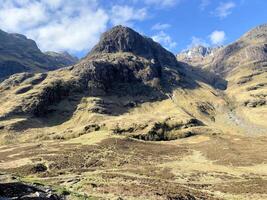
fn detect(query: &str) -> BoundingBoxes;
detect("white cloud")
[214,1,236,18]
[151,23,171,30]
[110,5,147,26]
[187,36,209,49]
[144,0,178,8]
[0,0,108,53]
[0,1,48,32]
[209,30,226,45]
[0,0,148,53]
[200,0,211,10]
[185,30,226,50]
[152,31,177,50]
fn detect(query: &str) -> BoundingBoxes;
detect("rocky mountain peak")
[0,26,183,117]
[177,45,222,65]
[88,25,178,67]
[72,26,182,98]
[183,45,212,58]
[179,45,222,58]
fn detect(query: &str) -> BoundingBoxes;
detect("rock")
[131,118,204,141]
[30,163,47,173]
[0,26,182,118]
[207,24,267,76]
[123,101,137,108]
[89,25,178,68]
[244,99,266,107]
[15,85,33,94]
[0,73,34,89]
[246,83,267,91]
[237,76,252,85]
[0,180,63,200]
[196,102,215,115]
[84,124,101,132]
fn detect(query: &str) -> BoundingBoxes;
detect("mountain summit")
[72,25,181,97]
[1,24,267,200]
[89,25,178,67]
[177,45,222,66]
[0,26,182,118]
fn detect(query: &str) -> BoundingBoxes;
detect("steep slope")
[0,29,78,80]
[178,24,267,133]
[90,25,178,67]
[1,25,267,200]
[0,25,265,139]
[0,25,224,141]
[222,25,267,131]
[203,24,267,76]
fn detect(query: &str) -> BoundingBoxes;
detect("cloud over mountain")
[0,0,148,54]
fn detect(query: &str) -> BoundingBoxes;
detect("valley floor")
[1,130,267,200]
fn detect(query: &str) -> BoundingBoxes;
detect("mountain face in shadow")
[0,29,78,80]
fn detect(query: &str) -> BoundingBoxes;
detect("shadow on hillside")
[178,61,228,90]
[0,182,60,199]
[1,62,228,130]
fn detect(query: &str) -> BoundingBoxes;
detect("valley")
[0,24,266,200]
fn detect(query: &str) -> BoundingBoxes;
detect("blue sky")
[0,0,266,58]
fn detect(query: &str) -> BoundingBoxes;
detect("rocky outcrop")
[244,98,266,107]
[0,26,182,117]
[75,26,182,96]
[89,25,178,67]
[73,54,178,96]
[0,29,78,80]
[0,174,63,200]
[112,117,205,141]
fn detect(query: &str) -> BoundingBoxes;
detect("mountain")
[45,51,79,67]
[0,25,267,200]
[178,24,267,132]
[203,24,267,76]
[89,25,178,67]
[177,45,222,66]
[0,29,78,80]
[0,25,184,118]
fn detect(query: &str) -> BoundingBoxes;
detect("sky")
[0,0,266,58]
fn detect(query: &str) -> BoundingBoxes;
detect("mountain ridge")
[0,29,78,80]
[0,24,267,200]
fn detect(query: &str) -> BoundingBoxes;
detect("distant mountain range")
[0,29,78,80]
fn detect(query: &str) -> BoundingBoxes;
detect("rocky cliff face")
[201,24,267,76]
[89,25,178,67]
[0,29,78,80]
[72,26,182,95]
[1,25,267,200]
[177,45,222,66]
[0,26,182,118]
[177,24,267,129]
